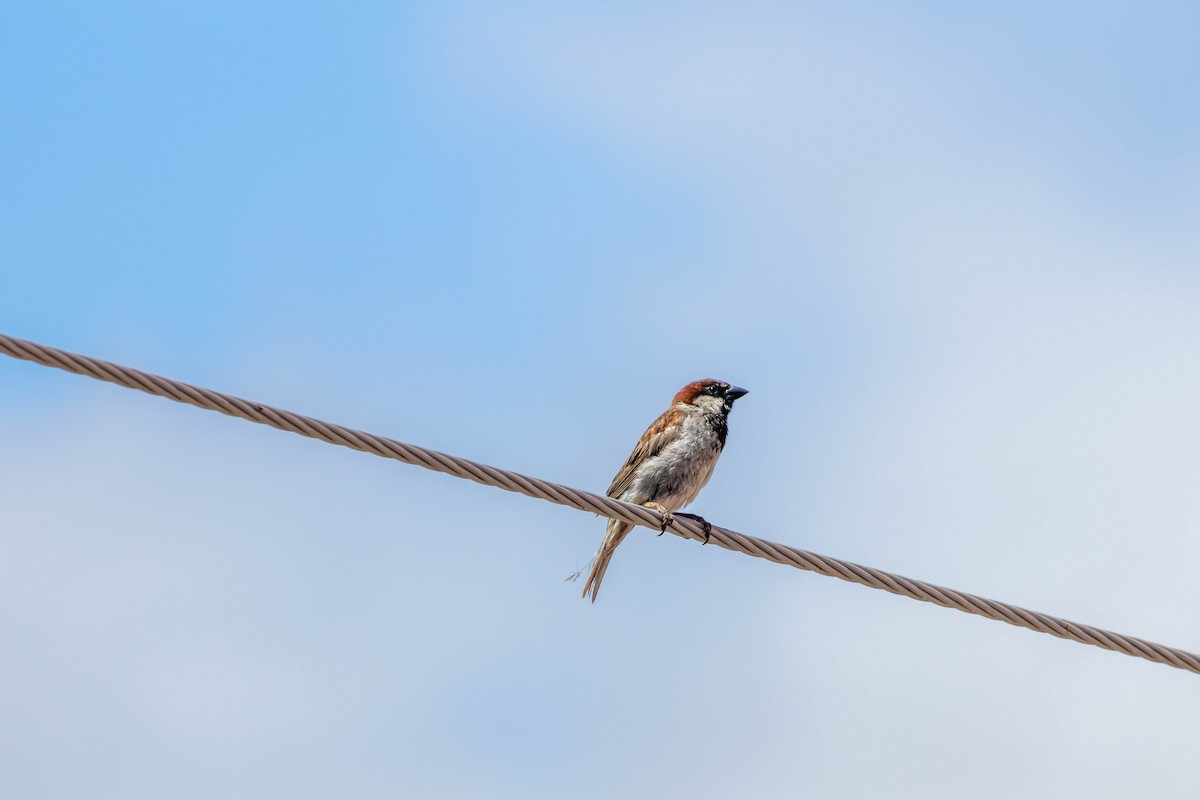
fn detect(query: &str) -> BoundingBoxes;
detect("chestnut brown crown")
[672,379,748,408]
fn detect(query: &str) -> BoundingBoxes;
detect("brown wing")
[606,406,685,499]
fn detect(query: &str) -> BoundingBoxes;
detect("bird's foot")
[675,513,712,544]
[643,502,674,535]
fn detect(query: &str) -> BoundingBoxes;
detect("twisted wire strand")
[2,332,1196,675]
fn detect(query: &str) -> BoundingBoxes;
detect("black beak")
[725,386,749,403]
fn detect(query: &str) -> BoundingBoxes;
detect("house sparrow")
[581,379,748,602]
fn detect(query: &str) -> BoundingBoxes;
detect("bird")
[580,379,748,602]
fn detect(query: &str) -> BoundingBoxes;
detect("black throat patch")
[706,412,729,449]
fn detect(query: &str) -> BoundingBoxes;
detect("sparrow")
[581,379,748,602]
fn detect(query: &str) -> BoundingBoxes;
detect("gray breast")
[626,412,724,511]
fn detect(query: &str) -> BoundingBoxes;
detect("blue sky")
[3,3,1199,798]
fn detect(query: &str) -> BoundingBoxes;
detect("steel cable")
[2,332,1196,675]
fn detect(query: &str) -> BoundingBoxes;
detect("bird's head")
[673,379,749,415]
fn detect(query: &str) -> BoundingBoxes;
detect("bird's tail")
[581,518,633,603]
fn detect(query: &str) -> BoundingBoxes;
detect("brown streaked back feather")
[605,406,687,499]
